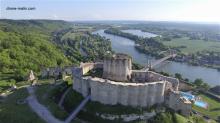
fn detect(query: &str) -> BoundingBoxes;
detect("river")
[122,29,158,38]
[92,29,220,86]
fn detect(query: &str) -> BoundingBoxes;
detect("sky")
[0,0,220,23]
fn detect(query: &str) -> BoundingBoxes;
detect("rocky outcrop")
[96,111,156,122]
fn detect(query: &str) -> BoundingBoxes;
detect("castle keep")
[103,54,132,81]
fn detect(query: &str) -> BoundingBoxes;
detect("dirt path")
[58,87,71,108]
[65,95,91,123]
[26,86,64,123]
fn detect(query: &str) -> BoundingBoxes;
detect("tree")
[194,79,203,86]
[160,72,170,77]
[57,59,63,66]
[175,73,182,80]
[202,83,210,91]
[184,78,189,82]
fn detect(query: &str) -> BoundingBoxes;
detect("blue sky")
[1,0,220,23]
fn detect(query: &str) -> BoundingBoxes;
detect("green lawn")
[0,78,58,123]
[0,88,45,123]
[193,94,220,120]
[162,37,220,54]
[0,74,79,122]
[35,82,69,120]
[35,80,80,123]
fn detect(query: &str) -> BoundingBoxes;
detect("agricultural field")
[61,31,84,41]
[162,37,220,54]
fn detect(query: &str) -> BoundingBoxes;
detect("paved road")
[27,86,64,123]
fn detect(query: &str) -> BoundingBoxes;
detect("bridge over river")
[93,29,220,87]
[142,53,177,71]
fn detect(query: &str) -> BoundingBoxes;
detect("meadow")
[162,37,220,54]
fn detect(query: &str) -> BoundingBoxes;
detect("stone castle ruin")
[72,53,191,116]
[41,66,76,79]
[103,54,132,81]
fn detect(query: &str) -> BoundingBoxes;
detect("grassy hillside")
[0,19,112,93]
[0,20,72,81]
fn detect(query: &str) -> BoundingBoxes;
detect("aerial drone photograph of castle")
[1,0,220,123]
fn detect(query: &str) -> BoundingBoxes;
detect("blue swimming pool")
[180,92,208,109]
[194,100,208,109]
[180,92,195,100]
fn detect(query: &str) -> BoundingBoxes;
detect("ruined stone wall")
[103,56,132,82]
[132,71,179,91]
[41,66,76,78]
[72,59,178,108]
[131,70,148,82]
[73,76,166,107]
[80,63,95,75]
[79,62,103,75]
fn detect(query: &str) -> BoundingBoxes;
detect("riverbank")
[93,29,220,86]
[104,28,220,70]
[104,28,166,58]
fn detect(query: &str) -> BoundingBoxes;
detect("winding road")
[26,85,90,123]
[27,86,63,123]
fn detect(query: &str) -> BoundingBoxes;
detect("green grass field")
[35,83,69,120]
[192,94,220,120]
[61,27,93,41]
[0,77,80,123]
[0,88,45,123]
[61,31,83,40]
[162,37,220,54]
[0,78,57,123]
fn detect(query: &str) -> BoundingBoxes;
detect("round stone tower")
[103,53,132,82]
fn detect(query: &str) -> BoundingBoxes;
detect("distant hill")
[0,19,71,34]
